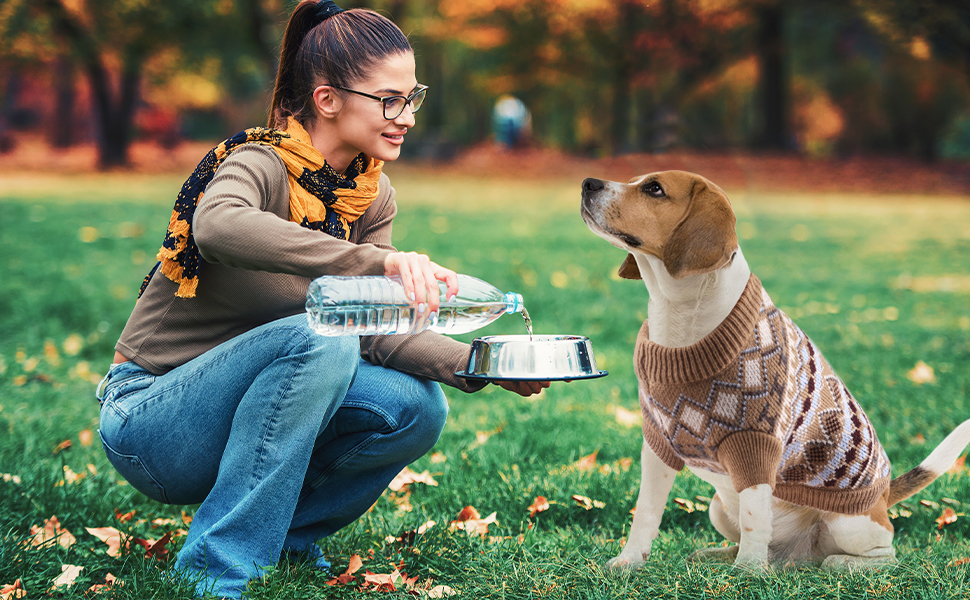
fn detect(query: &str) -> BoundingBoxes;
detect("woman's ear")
[312,85,341,120]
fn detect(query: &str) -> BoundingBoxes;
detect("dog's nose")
[582,178,604,193]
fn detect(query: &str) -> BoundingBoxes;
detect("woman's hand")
[384,251,458,318]
[493,379,551,397]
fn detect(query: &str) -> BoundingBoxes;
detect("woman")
[95,2,547,597]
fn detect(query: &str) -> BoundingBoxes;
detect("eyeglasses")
[329,84,428,120]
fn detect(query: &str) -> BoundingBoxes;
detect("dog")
[580,170,970,570]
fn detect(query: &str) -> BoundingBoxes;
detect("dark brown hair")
[268,1,412,129]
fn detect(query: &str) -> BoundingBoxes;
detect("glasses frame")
[329,84,429,120]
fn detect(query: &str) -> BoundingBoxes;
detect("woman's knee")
[399,378,448,445]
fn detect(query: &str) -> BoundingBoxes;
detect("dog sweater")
[635,274,892,515]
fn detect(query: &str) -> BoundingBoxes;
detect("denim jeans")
[96,314,448,598]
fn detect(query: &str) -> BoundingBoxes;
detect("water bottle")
[306,274,525,336]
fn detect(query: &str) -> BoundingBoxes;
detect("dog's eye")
[642,181,665,198]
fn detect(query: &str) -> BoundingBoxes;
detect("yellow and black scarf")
[140,118,383,298]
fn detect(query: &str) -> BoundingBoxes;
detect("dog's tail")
[888,419,970,506]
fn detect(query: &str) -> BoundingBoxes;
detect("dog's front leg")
[733,484,773,569]
[605,438,677,571]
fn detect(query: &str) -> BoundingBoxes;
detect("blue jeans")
[96,314,448,598]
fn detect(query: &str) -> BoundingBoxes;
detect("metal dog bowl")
[456,335,608,381]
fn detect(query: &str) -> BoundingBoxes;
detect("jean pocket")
[99,429,169,504]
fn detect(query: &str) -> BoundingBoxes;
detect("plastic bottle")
[306,274,524,336]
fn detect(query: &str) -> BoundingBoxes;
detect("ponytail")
[268,1,412,129]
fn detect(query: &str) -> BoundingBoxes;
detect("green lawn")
[1,169,969,599]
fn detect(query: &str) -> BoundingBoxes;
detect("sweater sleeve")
[193,144,391,278]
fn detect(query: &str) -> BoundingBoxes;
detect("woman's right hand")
[384,251,458,318]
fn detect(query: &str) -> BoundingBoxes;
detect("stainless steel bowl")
[458,335,607,381]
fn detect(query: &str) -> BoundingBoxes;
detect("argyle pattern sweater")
[635,275,891,515]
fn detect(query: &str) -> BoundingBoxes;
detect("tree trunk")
[51,57,76,148]
[756,1,789,150]
[609,1,638,154]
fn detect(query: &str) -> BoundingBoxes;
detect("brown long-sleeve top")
[116,144,484,392]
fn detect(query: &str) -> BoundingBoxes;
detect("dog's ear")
[662,180,738,279]
[618,254,641,279]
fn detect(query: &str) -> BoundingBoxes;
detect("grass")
[1,168,969,599]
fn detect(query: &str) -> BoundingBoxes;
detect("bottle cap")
[504,292,524,313]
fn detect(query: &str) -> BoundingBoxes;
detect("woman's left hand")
[492,379,551,397]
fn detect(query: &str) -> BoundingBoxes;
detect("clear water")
[521,307,534,340]
[307,302,512,336]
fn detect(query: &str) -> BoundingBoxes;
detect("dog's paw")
[821,554,898,571]
[604,552,647,572]
[731,554,771,573]
[686,545,738,564]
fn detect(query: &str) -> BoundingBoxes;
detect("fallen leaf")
[28,516,76,549]
[385,520,436,545]
[571,495,606,510]
[528,496,550,517]
[62,465,86,485]
[51,564,83,589]
[86,526,123,557]
[1,473,22,484]
[362,569,402,592]
[937,507,958,530]
[449,506,497,537]
[426,584,458,598]
[388,467,439,492]
[115,509,136,523]
[131,532,172,560]
[907,361,936,385]
[572,451,598,472]
[53,439,72,454]
[0,579,25,600]
[325,553,364,586]
[79,429,93,447]
[430,452,447,464]
[86,573,120,594]
[947,557,970,567]
[674,498,696,513]
[948,455,967,475]
[912,433,926,445]
[613,406,641,428]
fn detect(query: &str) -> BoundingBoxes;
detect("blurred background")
[0,0,969,171]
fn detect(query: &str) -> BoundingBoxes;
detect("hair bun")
[314,0,344,23]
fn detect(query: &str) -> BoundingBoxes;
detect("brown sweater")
[635,275,891,515]
[117,144,484,392]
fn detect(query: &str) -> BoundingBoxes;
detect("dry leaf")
[0,579,25,600]
[115,509,136,523]
[51,564,83,589]
[86,573,120,594]
[385,520,436,545]
[131,532,172,560]
[907,361,936,385]
[947,557,970,567]
[61,465,86,485]
[572,451,598,472]
[528,496,550,517]
[362,570,402,592]
[426,584,458,598]
[1,473,22,485]
[86,526,123,558]
[78,429,93,447]
[449,506,497,537]
[53,439,72,454]
[948,455,967,475]
[613,406,641,428]
[937,507,958,530]
[29,515,76,549]
[571,495,605,510]
[326,553,364,586]
[388,467,439,492]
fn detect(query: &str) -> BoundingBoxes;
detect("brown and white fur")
[580,170,970,570]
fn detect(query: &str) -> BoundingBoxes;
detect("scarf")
[140,118,383,298]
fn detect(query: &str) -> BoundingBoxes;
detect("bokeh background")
[1,0,970,174]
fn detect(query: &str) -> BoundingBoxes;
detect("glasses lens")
[383,96,406,119]
[409,88,427,114]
